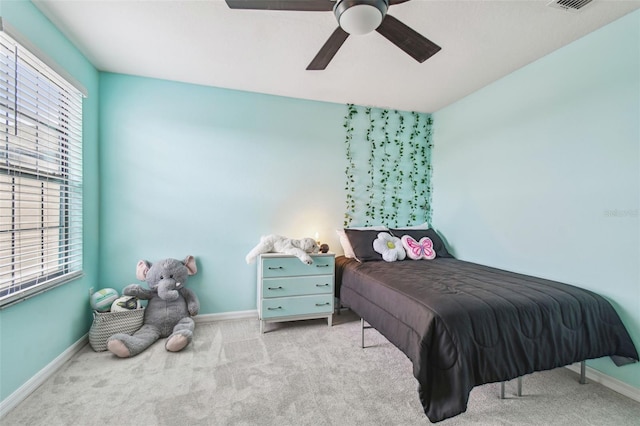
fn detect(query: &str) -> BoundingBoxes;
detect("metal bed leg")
[500,377,523,399]
[500,360,585,401]
[580,360,587,384]
[360,318,373,349]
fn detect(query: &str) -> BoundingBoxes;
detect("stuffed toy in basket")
[106,255,200,358]
[89,308,144,352]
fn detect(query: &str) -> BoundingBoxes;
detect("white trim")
[0,17,88,97]
[565,363,640,403]
[5,313,635,419]
[195,309,258,323]
[0,334,89,419]
[0,310,258,418]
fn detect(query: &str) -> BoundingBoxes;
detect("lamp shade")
[334,0,388,35]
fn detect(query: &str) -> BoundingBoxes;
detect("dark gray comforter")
[337,256,638,423]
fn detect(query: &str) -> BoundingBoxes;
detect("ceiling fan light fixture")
[334,0,389,35]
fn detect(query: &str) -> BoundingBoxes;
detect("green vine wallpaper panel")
[343,104,433,227]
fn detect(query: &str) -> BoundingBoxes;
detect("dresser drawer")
[263,275,333,298]
[257,253,335,333]
[261,294,334,319]
[261,255,335,278]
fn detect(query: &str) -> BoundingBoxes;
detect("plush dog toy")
[107,256,199,358]
[246,235,319,264]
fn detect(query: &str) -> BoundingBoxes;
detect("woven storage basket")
[89,308,145,352]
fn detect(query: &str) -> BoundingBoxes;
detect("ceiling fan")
[224,0,441,70]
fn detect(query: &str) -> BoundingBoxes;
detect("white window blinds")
[0,29,83,307]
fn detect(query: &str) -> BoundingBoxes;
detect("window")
[0,24,83,307]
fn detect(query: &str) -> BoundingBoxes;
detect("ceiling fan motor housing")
[334,0,389,35]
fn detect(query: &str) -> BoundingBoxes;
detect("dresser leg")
[327,315,332,327]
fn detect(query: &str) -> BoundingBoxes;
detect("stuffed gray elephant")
[107,256,200,358]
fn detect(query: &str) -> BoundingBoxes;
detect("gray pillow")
[344,229,385,262]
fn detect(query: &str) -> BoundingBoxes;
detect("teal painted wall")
[2,0,638,409]
[0,0,100,401]
[98,73,346,314]
[432,10,640,387]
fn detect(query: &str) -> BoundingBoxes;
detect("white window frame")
[0,19,85,308]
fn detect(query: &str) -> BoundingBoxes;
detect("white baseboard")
[0,309,258,419]
[195,309,258,323]
[565,363,640,403]
[0,334,89,419]
[4,313,635,419]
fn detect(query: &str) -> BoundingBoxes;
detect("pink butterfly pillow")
[401,235,436,260]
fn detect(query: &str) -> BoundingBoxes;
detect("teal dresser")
[257,253,335,333]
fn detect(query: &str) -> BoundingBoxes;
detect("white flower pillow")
[373,232,406,262]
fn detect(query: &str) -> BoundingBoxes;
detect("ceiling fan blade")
[389,0,412,5]
[225,0,334,11]
[375,14,441,63]
[307,27,349,70]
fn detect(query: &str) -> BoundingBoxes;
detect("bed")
[336,229,639,423]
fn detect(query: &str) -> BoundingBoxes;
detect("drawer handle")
[315,283,329,287]
[267,286,283,290]
[267,306,283,310]
[315,302,330,306]
[316,264,330,268]
[268,266,283,270]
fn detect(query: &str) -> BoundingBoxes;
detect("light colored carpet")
[4,310,640,425]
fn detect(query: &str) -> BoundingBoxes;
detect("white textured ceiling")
[33,0,640,113]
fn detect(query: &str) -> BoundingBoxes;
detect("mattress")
[337,256,639,422]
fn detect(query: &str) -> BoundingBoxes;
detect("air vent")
[547,0,594,12]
